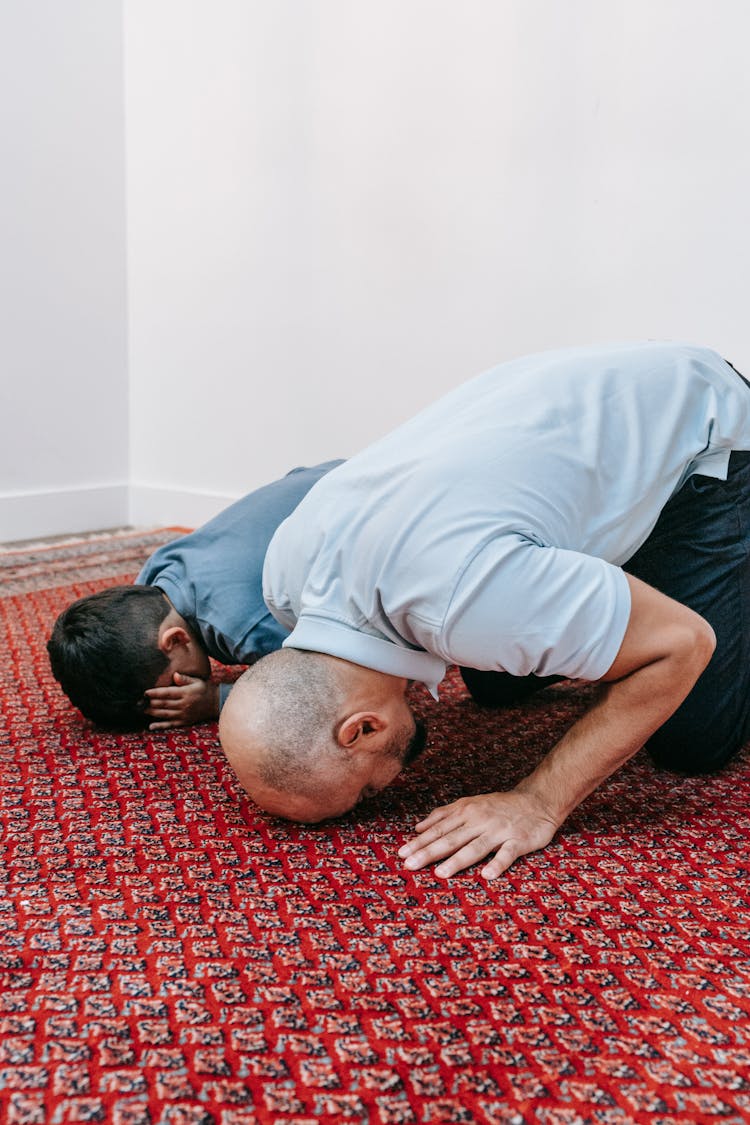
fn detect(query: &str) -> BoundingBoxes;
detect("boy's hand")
[144,673,220,730]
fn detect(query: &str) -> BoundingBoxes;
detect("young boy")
[47,461,343,732]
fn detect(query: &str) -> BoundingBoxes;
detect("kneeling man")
[219,342,750,880]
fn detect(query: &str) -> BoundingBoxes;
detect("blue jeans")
[460,448,750,775]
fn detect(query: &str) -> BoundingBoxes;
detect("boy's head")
[47,586,208,731]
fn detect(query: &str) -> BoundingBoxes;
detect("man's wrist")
[514,773,569,827]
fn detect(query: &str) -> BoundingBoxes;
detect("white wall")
[4,3,750,537]
[0,1,129,541]
[124,0,750,527]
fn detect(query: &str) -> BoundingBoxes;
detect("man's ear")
[157,624,192,656]
[337,712,387,751]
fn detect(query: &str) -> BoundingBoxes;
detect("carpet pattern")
[1,531,750,1123]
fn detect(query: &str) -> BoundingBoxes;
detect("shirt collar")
[282,615,445,700]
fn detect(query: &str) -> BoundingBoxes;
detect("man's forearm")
[517,624,715,826]
[400,575,716,879]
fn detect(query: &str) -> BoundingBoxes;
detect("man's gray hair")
[230,648,347,795]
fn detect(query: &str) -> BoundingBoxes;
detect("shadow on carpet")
[1,530,750,1124]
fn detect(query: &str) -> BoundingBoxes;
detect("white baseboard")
[0,485,130,543]
[0,484,241,544]
[129,484,239,530]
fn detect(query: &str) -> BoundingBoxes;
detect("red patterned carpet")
[2,531,750,1124]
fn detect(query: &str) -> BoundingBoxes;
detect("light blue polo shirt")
[262,343,750,696]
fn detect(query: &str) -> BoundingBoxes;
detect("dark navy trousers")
[460,447,750,775]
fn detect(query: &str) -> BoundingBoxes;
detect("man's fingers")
[399,802,463,854]
[433,834,501,879]
[480,840,521,881]
[412,803,458,833]
[401,823,479,871]
[398,813,462,861]
[403,829,523,879]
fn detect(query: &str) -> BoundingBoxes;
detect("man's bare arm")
[398,573,716,879]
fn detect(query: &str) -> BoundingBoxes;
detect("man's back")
[263,343,750,685]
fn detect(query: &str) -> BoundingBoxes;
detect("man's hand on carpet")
[144,674,220,730]
[398,790,560,880]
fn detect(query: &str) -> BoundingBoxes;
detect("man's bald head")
[219,649,347,805]
[219,649,424,822]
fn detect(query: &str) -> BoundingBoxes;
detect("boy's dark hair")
[47,585,172,731]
